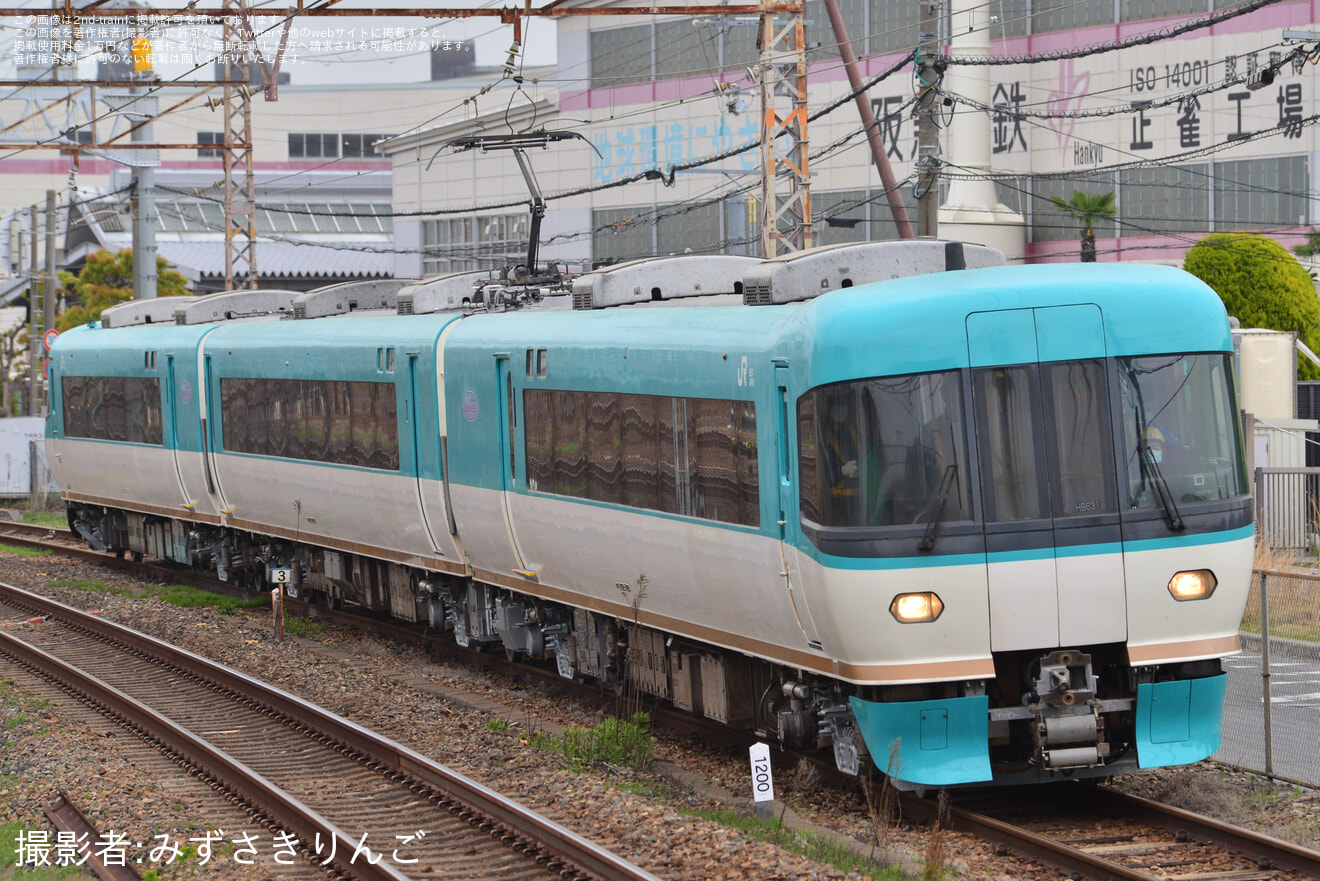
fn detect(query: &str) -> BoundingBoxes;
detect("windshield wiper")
[1140,444,1185,531]
[919,464,958,551]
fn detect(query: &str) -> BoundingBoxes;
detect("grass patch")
[0,821,85,880]
[149,584,266,612]
[19,510,65,528]
[683,807,905,880]
[0,544,51,557]
[284,617,327,639]
[486,717,510,733]
[46,579,268,613]
[534,713,655,769]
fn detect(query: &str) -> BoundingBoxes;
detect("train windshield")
[797,370,970,528]
[1118,353,1247,508]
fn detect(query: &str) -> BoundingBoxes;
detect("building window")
[589,24,652,89]
[288,133,340,159]
[1032,0,1113,33]
[341,133,394,159]
[197,131,224,159]
[1121,0,1206,22]
[1214,156,1309,231]
[421,214,527,276]
[813,189,871,247]
[1119,164,1210,236]
[592,206,656,265]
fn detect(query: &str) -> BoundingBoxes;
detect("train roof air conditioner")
[397,270,498,315]
[173,290,303,325]
[293,279,407,319]
[100,297,200,328]
[741,240,1005,305]
[572,255,761,310]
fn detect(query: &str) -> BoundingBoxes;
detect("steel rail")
[1088,785,1320,877]
[42,792,142,881]
[0,625,413,881]
[899,793,1159,881]
[0,583,662,881]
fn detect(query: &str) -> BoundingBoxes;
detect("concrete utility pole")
[915,0,944,238]
[130,76,158,300]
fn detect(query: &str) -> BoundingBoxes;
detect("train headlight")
[889,592,944,623]
[1168,569,1217,601]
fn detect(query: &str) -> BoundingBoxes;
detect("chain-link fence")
[1214,568,1320,786]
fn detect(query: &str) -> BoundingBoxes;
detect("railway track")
[900,782,1320,881]
[9,528,1320,881]
[0,580,661,881]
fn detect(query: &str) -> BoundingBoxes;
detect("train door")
[494,354,533,573]
[431,321,465,561]
[406,353,444,554]
[199,352,232,515]
[164,355,191,504]
[968,306,1126,653]
[775,362,823,649]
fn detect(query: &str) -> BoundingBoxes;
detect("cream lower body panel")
[1123,533,1254,664]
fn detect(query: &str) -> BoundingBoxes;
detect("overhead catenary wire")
[7,0,1315,274]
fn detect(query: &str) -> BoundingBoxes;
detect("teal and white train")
[46,241,1252,788]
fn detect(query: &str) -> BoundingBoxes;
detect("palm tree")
[1049,191,1117,263]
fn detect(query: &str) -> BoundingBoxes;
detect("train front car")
[787,263,1252,788]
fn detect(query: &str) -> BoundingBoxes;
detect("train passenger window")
[798,371,968,529]
[1118,353,1246,507]
[523,388,758,526]
[526,349,534,378]
[61,376,163,446]
[537,349,548,378]
[219,378,400,471]
[973,366,1047,522]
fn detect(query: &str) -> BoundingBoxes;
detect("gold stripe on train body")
[1127,634,1241,665]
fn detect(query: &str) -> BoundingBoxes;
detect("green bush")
[1183,233,1320,378]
